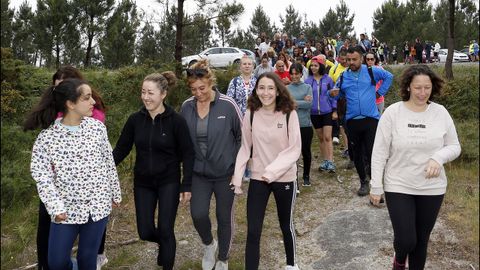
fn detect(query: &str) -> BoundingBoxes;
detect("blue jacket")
[331,65,393,121]
[305,74,337,115]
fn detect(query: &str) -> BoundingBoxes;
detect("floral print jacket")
[30,117,122,224]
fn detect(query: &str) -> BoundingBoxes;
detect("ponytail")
[23,86,58,131]
[23,79,86,131]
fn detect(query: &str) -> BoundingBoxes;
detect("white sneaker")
[96,254,108,270]
[202,239,217,270]
[333,137,340,145]
[215,260,228,270]
[285,264,299,270]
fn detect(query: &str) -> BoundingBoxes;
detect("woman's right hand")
[54,212,67,222]
[369,194,382,206]
[329,88,340,97]
[230,183,243,195]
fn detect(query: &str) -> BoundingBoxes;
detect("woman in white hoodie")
[369,65,461,270]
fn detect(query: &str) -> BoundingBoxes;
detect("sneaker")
[333,137,340,145]
[302,176,311,187]
[357,181,370,196]
[215,260,228,270]
[96,254,108,270]
[202,239,217,270]
[285,264,300,270]
[326,160,336,173]
[392,255,406,270]
[319,160,328,171]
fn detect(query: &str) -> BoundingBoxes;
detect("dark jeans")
[300,127,313,178]
[385,192,444,269]
[346,117,378,182]
[48,216,108,270]
[245,180,297,269]
[37,202,107,270]
[134,182,180,270]
[190,176,234,261]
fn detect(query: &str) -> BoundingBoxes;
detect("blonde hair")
[187,59,216,86]
[144,71,177,93]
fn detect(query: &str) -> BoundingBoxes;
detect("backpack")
[249,110,291,157]
[337,66,376,90]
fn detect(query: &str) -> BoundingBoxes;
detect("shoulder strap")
[367,66,376,85]
[338,72,344,90]
[286,111,291,138]
[250,110,254,158]
[233,76,239,99]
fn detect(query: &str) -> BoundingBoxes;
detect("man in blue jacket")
[329,46,393,196]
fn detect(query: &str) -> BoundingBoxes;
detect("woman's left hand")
[112,201,120,208]
[425,159,441,179]
[180,192,192,204]
[332,111,338,120]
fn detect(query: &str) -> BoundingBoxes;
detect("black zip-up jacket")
[180,89,242,180]
[113,104,194,192]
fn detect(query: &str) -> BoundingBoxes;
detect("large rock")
[312,207,393,270]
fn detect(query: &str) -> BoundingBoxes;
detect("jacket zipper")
[149,117,155,175]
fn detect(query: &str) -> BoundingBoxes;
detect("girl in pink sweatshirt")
[231,72,302,270]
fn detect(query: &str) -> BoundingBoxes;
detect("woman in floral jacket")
[24,78,121,270]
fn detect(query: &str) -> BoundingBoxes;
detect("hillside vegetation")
[1,49,478,268]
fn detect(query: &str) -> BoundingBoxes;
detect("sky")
[9,0,443,37]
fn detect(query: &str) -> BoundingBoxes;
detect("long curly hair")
[247,72,296,114]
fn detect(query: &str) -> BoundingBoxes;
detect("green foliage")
[11,2,35,64]
[248,5,273,38]
[1,0,14,47]
[279,4,303,38]
[99,0,139,69]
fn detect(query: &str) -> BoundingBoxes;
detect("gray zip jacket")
[180,89,242,180]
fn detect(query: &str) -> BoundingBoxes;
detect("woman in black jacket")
[113,72,194,270]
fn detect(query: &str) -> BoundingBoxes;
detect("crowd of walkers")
[25,30,461,270]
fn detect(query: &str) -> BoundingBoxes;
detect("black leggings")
[37,202,107,270]
[246,180,297,269]
[346,118,378,182]
[385,192,444,269]
[300,127,313,178]
[134,182,180,270]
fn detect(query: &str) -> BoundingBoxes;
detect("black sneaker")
[357,182,370,196]
[302,176,311,187]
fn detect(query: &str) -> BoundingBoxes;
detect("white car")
[181,47,245,68]
[438,49,470,62]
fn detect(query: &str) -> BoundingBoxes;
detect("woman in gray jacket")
[180,59,242,270]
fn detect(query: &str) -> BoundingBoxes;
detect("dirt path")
[101,151,478,270]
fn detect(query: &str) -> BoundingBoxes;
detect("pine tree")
[248,5,273,39]
[1,0,14,48]
[99,0,139,69]
[279,4,302,38]
[11,2,35,64]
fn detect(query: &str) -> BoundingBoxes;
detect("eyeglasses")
[186,68,208,78]
[366,58,375,61]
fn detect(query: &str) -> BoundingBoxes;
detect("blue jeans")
[48,216,108,270]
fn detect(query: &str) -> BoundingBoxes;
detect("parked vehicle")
[241,49,257,67]
[181,47,245,68]
[438,49,470,62]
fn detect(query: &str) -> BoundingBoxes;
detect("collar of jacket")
[139,102,174,121]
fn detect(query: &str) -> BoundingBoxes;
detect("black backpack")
[337,66,376,90]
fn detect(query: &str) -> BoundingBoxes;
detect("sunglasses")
[186,68,208,77]
[366,58,375,61]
